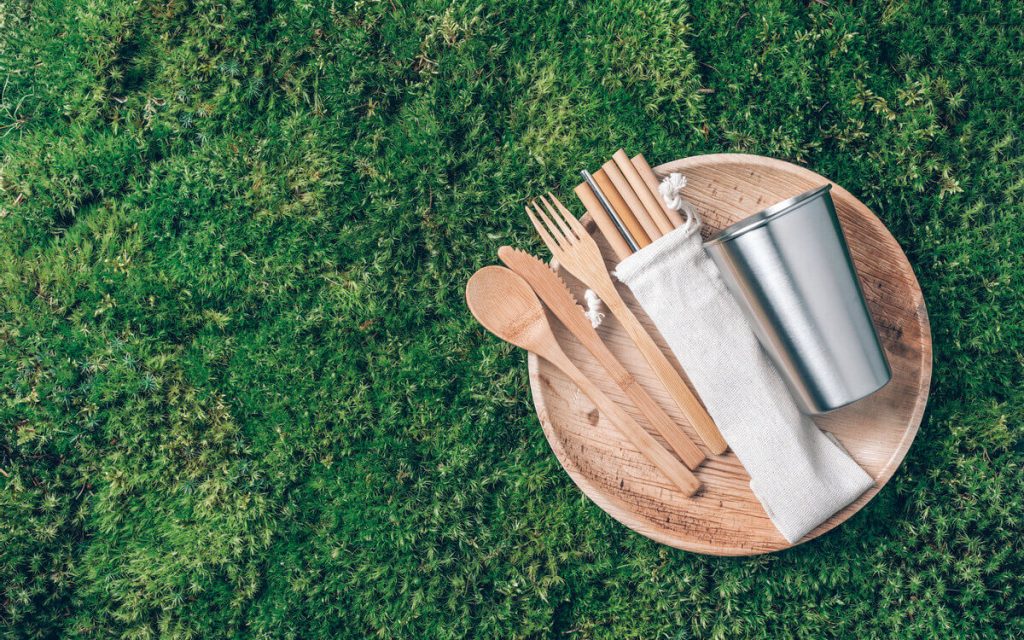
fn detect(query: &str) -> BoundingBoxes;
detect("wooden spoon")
[465,266,701,497]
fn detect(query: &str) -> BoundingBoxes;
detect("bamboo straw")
[601,159,662,241]
[631,153,686,228]
[614,150,674,235]
[594,168,651,248]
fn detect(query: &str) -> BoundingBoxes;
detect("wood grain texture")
[528,154,932,555]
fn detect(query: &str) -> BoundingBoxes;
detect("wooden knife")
[498,246,706,469]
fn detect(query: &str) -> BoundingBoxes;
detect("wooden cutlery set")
[466,150,728,497]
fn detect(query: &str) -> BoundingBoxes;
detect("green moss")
[1,0,1022,637]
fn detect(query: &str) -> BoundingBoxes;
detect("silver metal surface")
[580,170,640,252]
[704,184,891,414]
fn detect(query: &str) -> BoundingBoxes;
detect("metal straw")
[580,170,640,252]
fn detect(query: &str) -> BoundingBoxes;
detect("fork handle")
[543,347,701,496]
[594,279,730,455]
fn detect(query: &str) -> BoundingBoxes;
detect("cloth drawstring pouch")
[612,174,874,543]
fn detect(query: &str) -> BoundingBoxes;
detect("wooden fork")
[525,194,729,454]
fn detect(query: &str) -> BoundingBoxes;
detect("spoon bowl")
[465,265,555,355]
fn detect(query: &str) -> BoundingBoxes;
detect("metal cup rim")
[704,183,833,246]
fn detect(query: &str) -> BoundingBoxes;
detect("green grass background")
[1,0,1022,637]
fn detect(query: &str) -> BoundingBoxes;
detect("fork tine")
[538,194,576,242]
[525,204,563,254]
[531,198,570,248]
[547,193,588,237]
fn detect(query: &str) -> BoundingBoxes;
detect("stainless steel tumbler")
[704,184,891,414]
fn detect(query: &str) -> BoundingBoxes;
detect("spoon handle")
[542,347,701,497]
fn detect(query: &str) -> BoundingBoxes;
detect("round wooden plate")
[527,154,932,555]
